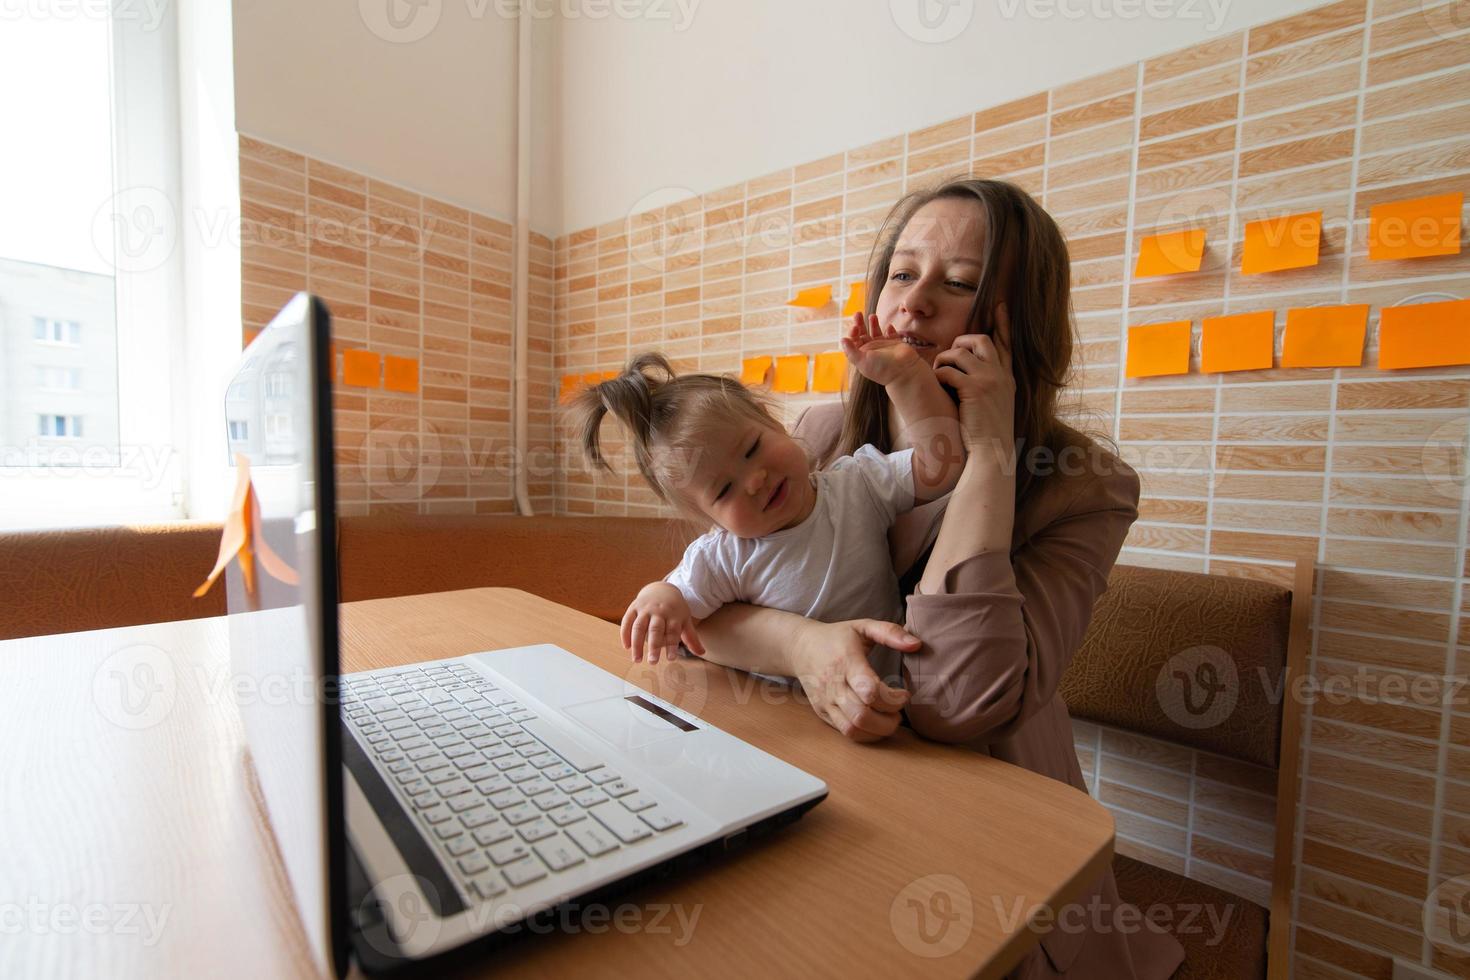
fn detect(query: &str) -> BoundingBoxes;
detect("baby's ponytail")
[572,352,677,474]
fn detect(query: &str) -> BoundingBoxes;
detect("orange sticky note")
[1201,311,1275,373]
[600,371,619,381]
[773,354,808,393]
[1281,305,1368,368]
[1241,211,1321,275]
[1369,192,1462,261]
[580,372,603,389]
[787,285,833,309]
[1135,228,1206,277]
[1125,321,1192,378]
[812,352,848,393]
[1378,299,1470,370]
[842,282,866,317]
[383,356,419,393]
[740,356,773,386]
[194,454,299,599]
[342,349,382,388]
[559,375,580,403]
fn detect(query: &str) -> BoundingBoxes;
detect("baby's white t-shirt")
[666,445,916,627]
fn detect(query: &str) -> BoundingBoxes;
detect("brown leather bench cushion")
[336,515,696,624]
[1113,853,1267,980]
[0,522,228,641]
[0,516,698,642]
[1060,565,1293,770]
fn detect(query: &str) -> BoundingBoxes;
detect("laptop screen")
[222,293,348,978]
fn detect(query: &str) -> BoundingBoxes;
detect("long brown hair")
[839,176,1080,505]
[570,352,783,517]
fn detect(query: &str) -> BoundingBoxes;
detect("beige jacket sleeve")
[901,463,1140,744]
[791,402,1142,746]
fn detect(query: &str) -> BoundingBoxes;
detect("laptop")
[222,293,828,976]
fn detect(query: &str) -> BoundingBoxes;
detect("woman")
[696,177,1185,979]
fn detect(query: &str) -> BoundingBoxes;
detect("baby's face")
[684,420,815,538]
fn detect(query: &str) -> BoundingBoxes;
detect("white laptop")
[223,294,827,975]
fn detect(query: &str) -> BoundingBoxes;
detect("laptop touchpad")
[563,695,690,750]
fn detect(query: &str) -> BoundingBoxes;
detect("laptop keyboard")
[343,661,685,907]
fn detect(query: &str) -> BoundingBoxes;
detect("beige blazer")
[794,404,1184,980]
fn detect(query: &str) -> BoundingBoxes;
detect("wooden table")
[0,588,1114,979]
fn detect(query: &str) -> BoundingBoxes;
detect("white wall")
[551,0,1331,235]
[232,0,559,226]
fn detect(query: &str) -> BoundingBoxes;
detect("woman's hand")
[933,304,1015,456]
[790,618,921,742]
[841,312,924,387]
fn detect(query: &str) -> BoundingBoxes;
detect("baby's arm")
[621,582,706,665]
[842,313,966,503]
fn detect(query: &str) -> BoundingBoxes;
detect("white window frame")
[1,8,185,529]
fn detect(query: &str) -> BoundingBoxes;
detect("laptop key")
[422,805,452,825]
[572,790,606,808]
[640,809,683,832]
[488,840,529,866]
[534,791,569,812]
[519,777,554,797]
[601,780,636,798]
[587,769,619,786]
[541,764,575,782]
[453,755,485,771]
[506,768,538,784]
[589,801,653,843]
[505,733,535,748]
[463,810,501,831]
[448,795,483,813]
[502,857,546,888]
[470,873,507,901]
[533,836,585,872]
[444,743,476,759]
[548,805,586,827]
[473,825,513,846]
[487,789,521,810]
[556,775,591,795]
[458,854,491,877]
[566,822,619,857]
[446,836,476,857]
[503,804,539,826]
[517,818,557,843]
[493,756,526,773]
[437,780,472,799]
[425,768,458,785]
[620,793,656,813]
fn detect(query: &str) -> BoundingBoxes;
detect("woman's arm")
[697,602,919,742]
[902,461,1140,744]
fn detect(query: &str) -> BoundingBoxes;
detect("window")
[37,415,84,438]
[32,318,80,345]
[36,366,82,391]
[228,420,249,441]
[0,8,183,528]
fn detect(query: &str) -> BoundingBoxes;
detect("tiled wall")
[549,1,1470,976]
[238,136,557,516]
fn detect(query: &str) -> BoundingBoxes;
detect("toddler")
[570,314,966,665]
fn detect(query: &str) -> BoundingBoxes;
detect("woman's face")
[873,197,987,366]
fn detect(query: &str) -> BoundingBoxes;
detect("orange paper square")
[1241,211,1321,275]
[1369,192,1463,261]
[772,355,808,393]
[842,282,866,317]
[342,349,381,388]
[1135,228,1206,277]
[1201,311,1274,373]
[787,285,833,309]
[1378,299,1470,370]
[1125,321,1191,379]
[384,356,419,393]
[600,371,619,381]
[1281,305,1368,368]
[559,375,580,403]
[812,352,848,393]
[740,356,773,386]
[581,372,603,388]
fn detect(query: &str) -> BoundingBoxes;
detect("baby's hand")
[620,582,706,665]
[841,312,923,387]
